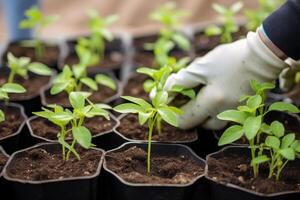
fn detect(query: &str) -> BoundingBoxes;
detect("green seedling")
[7,52,53,84]
[19,6,59,59]
[50,65,116,96]
[0,83,26,122]
[114,91,183,174]
[245,0,284,31]
[75,10,118,66]
[205,2,243,43]
[33,91,111,160]
[217,80,300,179]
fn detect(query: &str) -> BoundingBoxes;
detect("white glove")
[279,59,300,91]
[165,31,289,130]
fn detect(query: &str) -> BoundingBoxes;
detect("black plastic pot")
[0,146,10,198]
[112,114,199,152]
[206,146,300,200]
[3,142,105,200]
[0,103,27,154]
[103,142,209,200]
[26,113,120,151]
[0,39,65,71]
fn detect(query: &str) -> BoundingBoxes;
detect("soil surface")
[0,71,50,101]
[30,116,116,141]
[123,73,149,100]
[2,43,60,68]
[44,85,117,107]
[207,148,300,194]
[133,34,158,50]
[6,146,102,181]
[106,146,204,184]
[194,27,248,56]
[0,105,24,139]
[117,114,197,142]
[0,151,8,173]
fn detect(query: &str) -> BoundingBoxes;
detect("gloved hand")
[164,31,289,130]
[279,59,300,91]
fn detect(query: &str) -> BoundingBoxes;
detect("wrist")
[258,26,288,61]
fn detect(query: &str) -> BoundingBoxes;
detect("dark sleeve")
[263,0,300,60]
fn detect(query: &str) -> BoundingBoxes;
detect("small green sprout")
[205,2,243,43]
[114,92,183,174]
[0,83,26,122]
[33,91,111,160]
[19,6,59,59]
[75,10,118,66]
[245,0,284,31]
[50,65,116,96]
[217,80,300,180]
[7,52,53,84]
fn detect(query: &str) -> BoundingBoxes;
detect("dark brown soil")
[0,151,8,173]
[123,73,149,100]
[44,85,117,107]
[207,148,300,194]
[287,84,300,107]
[2,42,60,68]
[194,26,248,56]
[30,116,116,141]
[133,34,158,50]
[6,146,102,181]
[0,70,50,101]
[106,146,204,184]
[117,114,197,142]
[0,105,24,139]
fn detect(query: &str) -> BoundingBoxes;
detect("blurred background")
[0,0,257,42]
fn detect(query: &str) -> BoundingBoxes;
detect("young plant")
[205,2,243,43]
[50,65,116,96]
[0,83,26,122]
[114,91,183,174]
[217,80,300,179]
[75,10,118,66]
[7,53,53,84]
[19,6,59,59]
[245,0,284,31]
[33,91,111,160]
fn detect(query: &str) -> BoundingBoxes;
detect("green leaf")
[138,112,152,125]
[73,126,92,149]
[121,96,152,110]
[268,102,300,113]
[217,110,249,124]
[95,74,117,90]
[265,136,280,149]
[212,3,226,14]
[218,125,244,146]
[28,62,52,76]
[279,148,295,160]
[231,2,243,13]
[0,110,4,122]
[246,95,262,109]
[251,155,270,166]
[153,91,168,107]
[281,133,295,149]
[113,103,144,113]
[157,107,178,127]
[270,121,285,138]
[1,83,26,93]
[69,92,89,109]
[143,80,155,93]
[291,140,300,153]
[205,25,222,36]
[172,33,190,51]
[50,81,70,95]
[80,77,98,91]
[137,67,156,78]
[243,116,262,140]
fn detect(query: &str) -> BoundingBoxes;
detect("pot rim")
[26,112,120,143]
[0,102,27,141]
[103,141,206,187]
[0,146,9,177]
[113,113,199,144]
[3,142,105,184]
[205,145,300,197]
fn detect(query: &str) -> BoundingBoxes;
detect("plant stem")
[249,139,258,177]
[8,71,15,84]
[147,117,155,174]
[66,139,76,161]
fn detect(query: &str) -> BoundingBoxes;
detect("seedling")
[205,2,243,43]
[245,0,284,31]
[19,6,59,59]
[33,91,111,160]
[7,52,53,84]
[0,83,26,122]
[217,80,300,180]
[75,10,118,66]
[50,65,116,96]
[114,92,183,174]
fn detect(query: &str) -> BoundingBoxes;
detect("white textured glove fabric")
[165,31,289,130]
[279,59,300,91]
